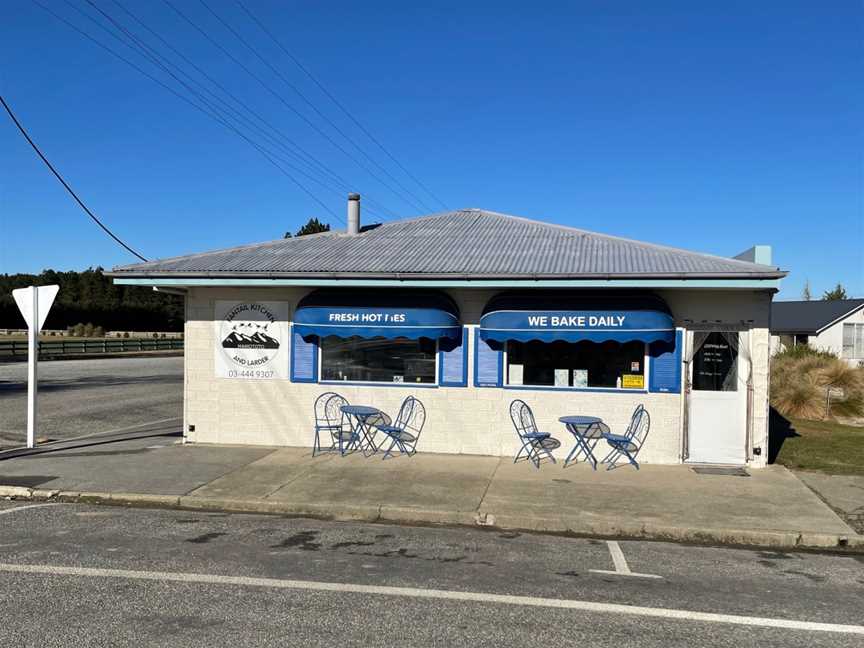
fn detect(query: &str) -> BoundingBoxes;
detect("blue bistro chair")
[600,404,651,470]
[312,392,354,456]
[509,400,561,469]
[377,396,426,460]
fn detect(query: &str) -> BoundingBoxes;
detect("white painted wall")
[182,287,773,467]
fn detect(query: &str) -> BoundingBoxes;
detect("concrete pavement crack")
[476,458,502,515]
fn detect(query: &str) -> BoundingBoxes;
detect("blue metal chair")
[600,404,650,470]
[312,392,354,456]
[509,400,561,469]
[377,396,425,460]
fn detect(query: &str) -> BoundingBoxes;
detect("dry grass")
[770,348,864,420]
[774,418,864,475]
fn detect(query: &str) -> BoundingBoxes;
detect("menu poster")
[554,369,569,387]
[509,363,524,386]
[573,369,588,388]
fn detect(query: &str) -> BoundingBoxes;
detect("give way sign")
[13,284,59,331]
[11,284,59,449]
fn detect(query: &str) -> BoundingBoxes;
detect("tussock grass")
[770,346,864,420]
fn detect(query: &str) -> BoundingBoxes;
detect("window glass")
[320,336,436,384]
[843,324,864,359]
[692,332,738,391]
[505,340,645,389]
[842,324,855,359]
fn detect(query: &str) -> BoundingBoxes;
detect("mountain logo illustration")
[221,323,280,349]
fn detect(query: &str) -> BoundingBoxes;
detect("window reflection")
[320,336,437,384]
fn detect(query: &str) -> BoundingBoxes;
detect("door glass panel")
[692,332,737,392]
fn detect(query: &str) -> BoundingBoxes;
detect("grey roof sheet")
[109,209,785,279]
[771,299,864,334]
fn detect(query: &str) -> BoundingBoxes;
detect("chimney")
[347,193,360,235]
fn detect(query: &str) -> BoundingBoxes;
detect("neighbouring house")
[107,195,787,467]
[771,299,864,365]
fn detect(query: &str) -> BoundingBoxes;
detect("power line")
[0,94,149,262]
[200,0,434,214]
[76,0,350,222]
[235,0,449,211]
[192,0,431,214]
[36,0,344,224]
[103,0,397,221]
[163,0,405,221]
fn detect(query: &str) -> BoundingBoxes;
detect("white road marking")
[0,504,55,517]
[589,541,662,579]
[0,562,861,635]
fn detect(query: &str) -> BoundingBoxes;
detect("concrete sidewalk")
[0,434,860,550]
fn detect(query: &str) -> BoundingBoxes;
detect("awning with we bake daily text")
[293,290,461,341]
[479,293,675,345]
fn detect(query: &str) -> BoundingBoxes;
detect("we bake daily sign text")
[527,314,627,328]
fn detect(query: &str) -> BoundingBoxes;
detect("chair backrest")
[323,393,349,429]
[509,400,539,439]
[628,406,651,449]
[623,404,645,439]
[394,396,426,439]
[314,392,342,426]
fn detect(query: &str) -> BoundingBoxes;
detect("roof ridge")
[774,298,864,304]
[473,209,780,271]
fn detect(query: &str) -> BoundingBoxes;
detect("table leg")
[564,424,598,470]
[362,419,380,457]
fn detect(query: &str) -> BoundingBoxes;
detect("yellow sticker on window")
[622,374,644,389]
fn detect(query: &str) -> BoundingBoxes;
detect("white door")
[687,331,747,465]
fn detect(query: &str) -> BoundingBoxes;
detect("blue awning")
[480,293,675,345]
[294,290,461,341]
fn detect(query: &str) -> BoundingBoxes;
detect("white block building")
[770,299,864,365]
[109,199,787,467]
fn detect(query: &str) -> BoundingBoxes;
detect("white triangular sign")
[12,285,59,331]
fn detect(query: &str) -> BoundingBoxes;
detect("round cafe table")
[340,405,390,456]
[558,415,605,470]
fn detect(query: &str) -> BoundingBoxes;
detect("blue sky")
[1,1,861,299]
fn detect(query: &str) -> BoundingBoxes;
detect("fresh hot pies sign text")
[328,312,407,324]
[526,314,627,328]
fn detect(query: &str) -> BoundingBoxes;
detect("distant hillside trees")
[0,268,183,332]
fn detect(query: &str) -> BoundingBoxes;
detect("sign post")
[12,285,59,448]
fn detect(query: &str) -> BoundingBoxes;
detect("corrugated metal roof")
[109,209,785,279]
[771,299,864,334]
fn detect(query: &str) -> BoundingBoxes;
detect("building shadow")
[768,407,799,464]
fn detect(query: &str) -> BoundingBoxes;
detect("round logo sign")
[218,302,283,375]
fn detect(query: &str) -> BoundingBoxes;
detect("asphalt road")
[0,502,861,647]
[0,356,182,449]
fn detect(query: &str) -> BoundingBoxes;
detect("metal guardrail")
[0,338,184,357]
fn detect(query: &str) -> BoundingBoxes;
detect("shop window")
[692,332,738,391]
[842,323,864,359]
[320,336,437,384]
[505,340,646,389]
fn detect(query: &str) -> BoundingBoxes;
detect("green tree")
[285,218,330,238]
[822,283,848,300]
[0,268,183,332]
